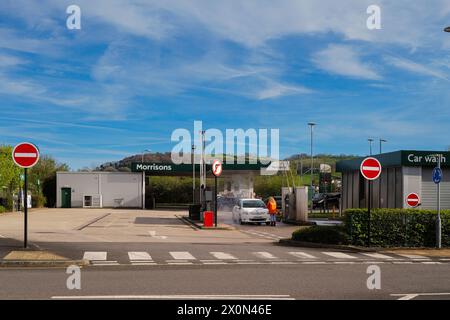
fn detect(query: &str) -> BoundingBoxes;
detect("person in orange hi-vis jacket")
[267,196,278,226]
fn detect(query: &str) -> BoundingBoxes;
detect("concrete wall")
[56,172,143,208]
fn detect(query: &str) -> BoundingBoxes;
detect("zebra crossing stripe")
[169,252,196,260]
[253,252,278,259]
[83,251,107,261]
[361,253,399,260]
[210,252,237,260]
[322,252,357,259]
[128,252,152,261]
[397,254,430,260]
[288,252,317,259]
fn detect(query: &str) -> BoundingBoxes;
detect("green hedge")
[0,206,6,213]
[292,226,349,245]
[345,209,450,247]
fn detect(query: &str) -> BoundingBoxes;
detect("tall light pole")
[192,144,196,204]
[308,122,316,214]
[379,139,387,154]
[141,149,151,210]
[368,138,374,156]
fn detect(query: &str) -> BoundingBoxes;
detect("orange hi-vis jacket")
[267,199,277,215]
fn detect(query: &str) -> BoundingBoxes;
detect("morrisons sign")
[130,162,281,175]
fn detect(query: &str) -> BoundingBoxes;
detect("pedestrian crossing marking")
[128,252,152,261]
[397,254,430,260]
[253,252,278,259]
[210,252,238,260]
[322,252,357,259]
[361,253,398,260]
[83,251,107,261]
[169,252,196,260]
[288,252,317,259]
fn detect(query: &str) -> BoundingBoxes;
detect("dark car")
[312,193,340,210]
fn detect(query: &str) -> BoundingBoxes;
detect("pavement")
[0,208,449,300]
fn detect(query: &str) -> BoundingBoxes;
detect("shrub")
[0,206,6,213]
[32,194,46,208]
[345,209,450,247]
[292,225,349,245]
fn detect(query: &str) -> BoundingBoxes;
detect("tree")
[0,145,22,210]
[29,155,69,207]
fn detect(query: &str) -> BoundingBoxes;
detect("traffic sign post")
[406,193,420,208]
[360,157,382,247]
[12,142,40,248]
[433,155,443,249]
[212,160,222,227]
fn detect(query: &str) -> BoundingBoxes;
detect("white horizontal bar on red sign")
[14,153,37,158]
[362,166,380,171]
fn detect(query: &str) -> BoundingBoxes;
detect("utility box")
[203,211,214,227]
[282,186,308,223]
[294,187,309,222]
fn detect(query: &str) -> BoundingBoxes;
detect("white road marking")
[52,294,294,300]
[210,252,238,260]
[422,261,442,265]
[391,293,450,300]
[92,260,120,267]
[362,253,398,260]
[83,251,107,261]
[169,251,196,260]
[128,252,152,261]
[288,252,317,259]
[397,254,430,260]
[253,252,278,259]
[148,231,168,240]
[322,252,357,259]
[131,262,156,266]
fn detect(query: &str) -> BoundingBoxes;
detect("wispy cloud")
[312,44,381,80]
[384,56,449,80]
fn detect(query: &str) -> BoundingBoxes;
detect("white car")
[232,199,270,225]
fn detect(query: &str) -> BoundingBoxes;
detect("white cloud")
[312,44,381,80]
[256,82,313,100]
[384,56,448,80]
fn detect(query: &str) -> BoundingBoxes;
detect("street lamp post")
[308,123,316,214]
[368,138,374,156]
[141,149,151,210]
[192,144,196,204]
[379,139,387,154]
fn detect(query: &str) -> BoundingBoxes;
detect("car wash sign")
[403,151,450,167]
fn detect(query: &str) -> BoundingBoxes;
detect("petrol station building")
[336,150,450,210]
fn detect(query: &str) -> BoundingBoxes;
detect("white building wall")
[402,166,422,208]
[56,172,142,208]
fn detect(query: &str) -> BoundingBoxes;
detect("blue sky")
[1,0,450,169]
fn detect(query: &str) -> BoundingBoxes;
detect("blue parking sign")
[433,167,443,184]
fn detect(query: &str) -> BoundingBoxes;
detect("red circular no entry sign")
[406,193,420,208]
[212,159,222,177]
[12,142,40,168]
[360,157,382,180]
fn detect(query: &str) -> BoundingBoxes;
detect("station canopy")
[131,161,288,176]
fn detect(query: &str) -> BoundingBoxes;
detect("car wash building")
[336,150,450,210]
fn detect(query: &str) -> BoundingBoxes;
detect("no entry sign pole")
[12,142,40,248]
[436,154,442,249]
[360,157,382,247]
[24,168,28,248]
[212,160,223,227]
